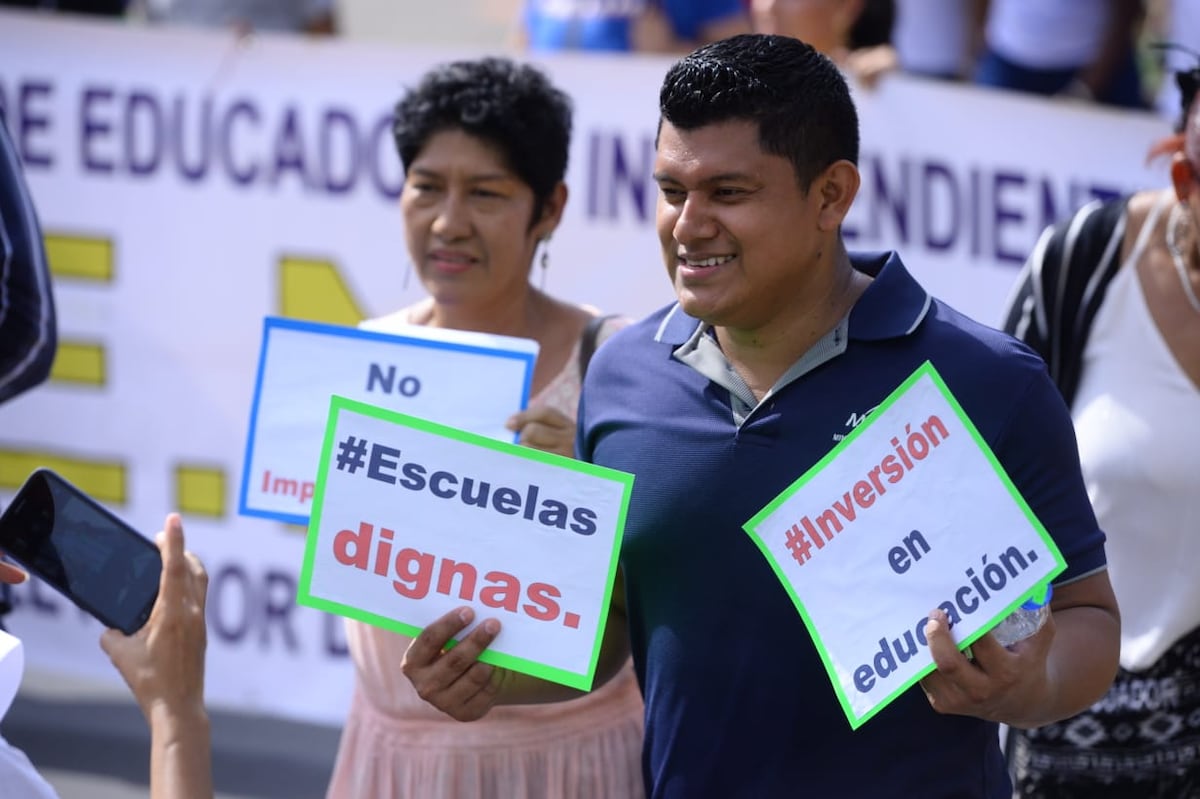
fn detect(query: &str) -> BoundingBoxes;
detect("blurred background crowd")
[0,0,1193,118]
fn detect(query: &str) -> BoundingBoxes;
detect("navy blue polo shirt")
[577,252,1107,799]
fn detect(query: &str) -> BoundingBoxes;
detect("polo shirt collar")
[652,250,931,345]
[847,251,932,340]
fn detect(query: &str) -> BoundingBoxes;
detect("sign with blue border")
[240,316,537,525]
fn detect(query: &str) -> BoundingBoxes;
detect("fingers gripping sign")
[919,607,1056,724]
[402,606,509,722]
[506,406,577,459]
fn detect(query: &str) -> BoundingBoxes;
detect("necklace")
[1165,203,1200,315]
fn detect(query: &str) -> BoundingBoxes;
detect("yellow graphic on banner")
[174,464,225,517]
[276,255,364,531]
[278,255,365,325]
[44,232,114,386]
[0,450,127,504]
[48,341,106,385]
[45,234,114,281]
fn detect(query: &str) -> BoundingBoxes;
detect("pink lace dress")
[326,313,644,799]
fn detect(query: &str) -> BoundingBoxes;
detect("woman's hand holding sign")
[506,406,577,459]
[403,569,635,720]
[401,607,506,722]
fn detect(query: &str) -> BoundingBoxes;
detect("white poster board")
[298,396,633,690]
[744,362,1065,728]
[241,316,538,524]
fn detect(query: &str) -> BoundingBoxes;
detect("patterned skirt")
[1008,625,1200,798]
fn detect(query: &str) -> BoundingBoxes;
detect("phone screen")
[0,469,161,634]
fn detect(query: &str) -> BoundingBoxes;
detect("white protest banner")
[298,396,632,690]
[743,362,1065,729]
[241,317,538,525]
[0,10,1166,723]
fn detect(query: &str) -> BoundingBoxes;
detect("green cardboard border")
[296,395,633,692]
[743,361,1067,729]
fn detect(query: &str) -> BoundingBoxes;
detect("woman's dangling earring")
[539,237,550,291]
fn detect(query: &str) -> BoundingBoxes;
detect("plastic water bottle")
[990,584,1053,647]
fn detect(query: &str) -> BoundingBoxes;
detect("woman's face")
[401,128,562,309]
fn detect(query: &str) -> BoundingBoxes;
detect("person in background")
[0,99,56,634]
[325,57,644,799]
[520,0,748,54]
[1150,1,1200,121]
[972,0,1146,108]
[1001,64,1200,797]
[2,99,211,799]
[399,34,1120,797]
[892,0,971,81]
[0,93,60,799]
[749,0,899,86]
[0,109,56,409]
[0,514,214,799]
[0,0,127,15]
[136,0,336,35]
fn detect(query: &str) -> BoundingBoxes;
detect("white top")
[0,632,59,799]
[1071,197,1200,671]
[986,0,1111,69]
[894,0,970,76]
[0,735,59,799]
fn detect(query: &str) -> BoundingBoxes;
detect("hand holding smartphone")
[0,468,162,634]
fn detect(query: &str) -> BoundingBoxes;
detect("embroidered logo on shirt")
[832,405,878,442]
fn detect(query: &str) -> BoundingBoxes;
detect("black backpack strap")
[578,314,618,378]
[0,582,11,630]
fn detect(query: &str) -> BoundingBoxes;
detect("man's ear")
[815,160,860,232]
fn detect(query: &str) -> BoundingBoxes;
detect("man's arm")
[921,570,1119,728]
[402,568,632,720]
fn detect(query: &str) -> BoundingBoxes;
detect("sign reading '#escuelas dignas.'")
[0,9,1163,724]
[299,397,632,690]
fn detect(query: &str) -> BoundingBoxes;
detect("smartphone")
[0,468,161,634]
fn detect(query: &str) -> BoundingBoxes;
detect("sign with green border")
[743,361,1065,728]
[297,395,633,691]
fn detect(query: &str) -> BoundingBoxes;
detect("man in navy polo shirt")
[402,34,1120,798]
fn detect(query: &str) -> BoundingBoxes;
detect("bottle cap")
[1019,583,1053,611]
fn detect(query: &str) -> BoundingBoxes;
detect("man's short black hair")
[393,57,573,221]
[658,34,859,191]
